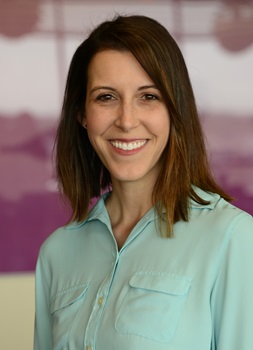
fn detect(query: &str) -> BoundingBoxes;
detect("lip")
[109,138,148,154]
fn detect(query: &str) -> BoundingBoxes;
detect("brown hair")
[55,15,232,236]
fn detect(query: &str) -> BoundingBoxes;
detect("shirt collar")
[88,186,220,217]
[65,193,111,230]
[66,186,221,230]
[189,186,221,210]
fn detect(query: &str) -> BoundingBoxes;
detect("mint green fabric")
[34,188,253,350]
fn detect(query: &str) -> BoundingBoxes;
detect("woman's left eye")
[141,94,159,101]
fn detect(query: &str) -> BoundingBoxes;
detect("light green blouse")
[34,188,253,350]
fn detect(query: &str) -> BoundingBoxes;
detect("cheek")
[86,117,107,152]
[162,109,171,132]
[85,104,112,131]
[154,111,170,137]
[156,115,170,151]
[87,121,109,142]
[85,110,102,133]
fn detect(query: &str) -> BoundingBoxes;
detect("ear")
[77,113,87,129]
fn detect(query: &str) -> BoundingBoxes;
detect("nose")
[114,102,139,132]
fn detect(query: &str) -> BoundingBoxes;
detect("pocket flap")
[129,272,191,296]
[50,284,88,314]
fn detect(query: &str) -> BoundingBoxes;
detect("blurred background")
[0,0,253,348]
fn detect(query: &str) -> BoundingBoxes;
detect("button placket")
[84,255,119,348]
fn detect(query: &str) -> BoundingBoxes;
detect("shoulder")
[38,194,109,261]
[191,186,252,218]
[190,186,253,243]
[38,221,84,262]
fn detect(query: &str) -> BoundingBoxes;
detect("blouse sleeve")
[211,213,253,350]
[34,251,53,350]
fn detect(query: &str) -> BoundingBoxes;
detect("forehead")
[87,49,153,85]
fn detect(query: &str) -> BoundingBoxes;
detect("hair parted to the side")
[55,14,232,237]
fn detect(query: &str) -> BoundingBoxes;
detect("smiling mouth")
[110,140,147,151]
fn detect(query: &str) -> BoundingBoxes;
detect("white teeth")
[111,140,147,151]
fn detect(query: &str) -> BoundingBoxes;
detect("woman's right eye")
[96,93,115,102]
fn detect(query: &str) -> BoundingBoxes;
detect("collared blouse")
[34,188,253,350]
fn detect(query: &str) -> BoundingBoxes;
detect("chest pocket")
[50,284,88,350]
[115,272,191,343]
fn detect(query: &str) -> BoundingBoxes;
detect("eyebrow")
[138,85,158,91]
[90,86,116,94]
[89,84,159,94]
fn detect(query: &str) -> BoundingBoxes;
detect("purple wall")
[1,113,252,272]
[0,0,252,272]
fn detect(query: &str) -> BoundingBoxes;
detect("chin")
[110,168,156,184]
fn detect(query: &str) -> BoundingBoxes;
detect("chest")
[49,221,218,350]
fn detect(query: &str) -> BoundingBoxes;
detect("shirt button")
[86,346,91,350]
[98,297,104,305]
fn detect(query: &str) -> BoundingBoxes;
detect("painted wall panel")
[0,0,252,273]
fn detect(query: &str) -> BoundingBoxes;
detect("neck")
[105,179,155,249]
[107,179,154,219]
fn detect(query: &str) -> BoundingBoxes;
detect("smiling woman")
[84,50,170,190]
[34,15,253,350]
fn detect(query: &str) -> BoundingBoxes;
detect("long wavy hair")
[55,15,232,236]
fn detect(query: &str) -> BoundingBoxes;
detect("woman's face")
[84,49,170,187]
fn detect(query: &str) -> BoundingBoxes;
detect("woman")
[34,15,253,350]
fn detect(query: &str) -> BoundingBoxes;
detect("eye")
[141,93,159,101]
[96,93,116,102]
